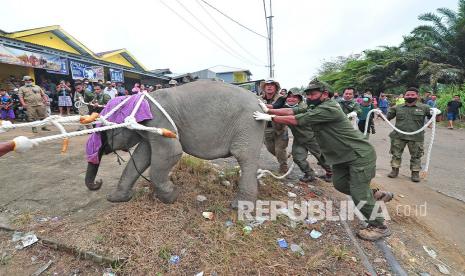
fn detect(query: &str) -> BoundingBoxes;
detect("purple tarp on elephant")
[86,94,153,164]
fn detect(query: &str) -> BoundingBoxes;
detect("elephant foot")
[107,190,133,202]
[231,192,257,210]
[86,179,103,191]
[155,186,179,204]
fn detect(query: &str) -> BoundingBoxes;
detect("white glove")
[253,111,275,121]
[13,136,37,153]
[258,99,269,113]
[347,111,358,119]
[430,108,441,115]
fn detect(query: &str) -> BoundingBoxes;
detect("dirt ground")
[0,123,464,275]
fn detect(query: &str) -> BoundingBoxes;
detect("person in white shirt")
[103,81,117,99]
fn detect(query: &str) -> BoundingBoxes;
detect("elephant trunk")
[85,162,103,190]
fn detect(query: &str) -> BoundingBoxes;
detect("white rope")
[143,91,179,136]
[257,161,295,179]
[2,93,178,155]
[361,108,440,177]
[1,115,82,130]
[74,97,105,109]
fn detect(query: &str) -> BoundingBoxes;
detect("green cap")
[304,79,324,93]
[288,87,302,96]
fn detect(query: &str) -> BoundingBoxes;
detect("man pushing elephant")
[259,79,289,173]
[254,80,394,241]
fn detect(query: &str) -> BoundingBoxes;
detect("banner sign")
[109,68,124,82]
[70,60,104,81]
[0,44,68,74]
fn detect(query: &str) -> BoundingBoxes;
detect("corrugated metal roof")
[208,65,252,75]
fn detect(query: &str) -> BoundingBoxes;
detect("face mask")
[405,97,417,103]
[307,98,322,107]
[285,103,298,108]
[25,83,32,87]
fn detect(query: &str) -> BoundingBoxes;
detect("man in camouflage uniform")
[74,81,95,130]
[266,87,332,182]
[255,80,394,241]
[338,87,362,116]
[18,76,50,133]
[387,87,434,182]
[260,79,289,173]
[89,84,111,114]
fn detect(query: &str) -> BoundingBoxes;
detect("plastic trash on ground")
[436,264,450,275]
[423,245,437,259]
[169,255,180,264]
[290,244,305,256]
[242,225,252,235]
[202,212,214,220]
[277,238,288,249]
[12,232,38,249]
[196,195,207,202]
[309,229,322,239]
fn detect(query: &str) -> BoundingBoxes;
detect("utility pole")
[266,0,274,78]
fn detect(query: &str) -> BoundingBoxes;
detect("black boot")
[411,171,420,182]
[388,167,399,178]
[299,173,316,183]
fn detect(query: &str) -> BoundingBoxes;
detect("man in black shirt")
[447,95,463,129]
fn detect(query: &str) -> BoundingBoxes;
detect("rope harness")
[0,92,178,157]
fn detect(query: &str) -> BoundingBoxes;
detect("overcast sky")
[0,0,459,88]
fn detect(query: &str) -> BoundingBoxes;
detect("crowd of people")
[255,78,462,241]
[0,75,179,131]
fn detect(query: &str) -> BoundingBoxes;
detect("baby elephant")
[85,80,265,207]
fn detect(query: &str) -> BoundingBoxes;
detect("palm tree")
[405,0,465,89]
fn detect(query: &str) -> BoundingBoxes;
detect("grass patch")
[43,156,366,274]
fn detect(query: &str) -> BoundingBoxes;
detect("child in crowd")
[0,87,15,122]
[358,97,376,137]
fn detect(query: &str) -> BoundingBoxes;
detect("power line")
[196,0,266,65]
[200,0,268,39]
[174,0,262,66]
[263,0,269,37]
[160,0,258,66]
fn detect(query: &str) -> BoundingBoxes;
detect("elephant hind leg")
[107,140,151,202]
[149,138,183,204]
[229,140,260,209]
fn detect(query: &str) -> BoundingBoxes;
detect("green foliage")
[435,85,465,112]
[316,0,465,94]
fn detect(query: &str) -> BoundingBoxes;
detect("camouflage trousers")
[264,128,289,166]
[390,138,424,171]
[332,152,383,227]
[291,139,332,176]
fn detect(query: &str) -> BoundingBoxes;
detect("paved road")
[370,119,465,202]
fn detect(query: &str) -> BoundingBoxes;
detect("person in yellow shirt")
[395,93,405,105]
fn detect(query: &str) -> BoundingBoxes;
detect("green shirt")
[387,103,431,141]
[293,99,375,165]
[92,93,111,105]
[338,99,362,117]
[288,102,316,144]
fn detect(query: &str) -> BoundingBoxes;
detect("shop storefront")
[0,25,168,91]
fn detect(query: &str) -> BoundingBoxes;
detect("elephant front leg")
[107,141,151,202]
[149,140,183,204]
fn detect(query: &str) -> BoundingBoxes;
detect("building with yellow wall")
[0,25,168,89]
